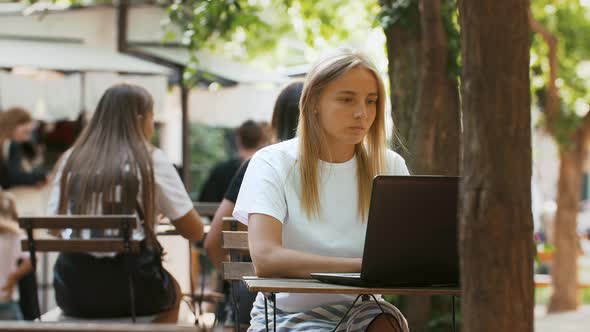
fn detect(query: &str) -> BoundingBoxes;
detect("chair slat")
[21,239,141,253]
[19,216,136,229]
[193,202,219,218]
[222,231,249,250]
[222,217,247,231]
[223,261,255,281]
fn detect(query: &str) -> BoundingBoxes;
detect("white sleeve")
[152,149,194,221]
[386,150,410,176]
[396,154,410,175]
[47,150,71,215]
[233,151,287,225]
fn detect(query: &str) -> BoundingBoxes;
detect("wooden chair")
[221,217,253,332]
[19,215,141,322]
[190,201,225,323]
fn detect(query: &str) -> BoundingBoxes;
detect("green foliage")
[530,0,590,145]
[377,0,460,80]
[554,105,584,149]
[165,0,267,48]
[188,123,231,198]
[378,0,419,30]
[441,0,460,79]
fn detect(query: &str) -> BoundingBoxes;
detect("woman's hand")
[249,213,362,278]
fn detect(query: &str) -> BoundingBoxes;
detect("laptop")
[311,175,459,287]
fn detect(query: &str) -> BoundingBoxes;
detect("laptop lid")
[360,175,459,286]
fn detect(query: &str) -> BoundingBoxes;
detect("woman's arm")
[170,209,204,241]
[203,199,235,270]
[248,213,361,278]
[0,258,32,298]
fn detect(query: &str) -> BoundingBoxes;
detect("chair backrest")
[193,201,220,219]
[19,215,140,254]
[18,215,142,321]
[221,217,254,281]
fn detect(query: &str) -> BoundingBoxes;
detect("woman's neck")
[319,141,356,163]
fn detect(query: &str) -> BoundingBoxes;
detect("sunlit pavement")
[535,305,590,332]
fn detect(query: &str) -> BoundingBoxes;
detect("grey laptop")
[311,175,459,287]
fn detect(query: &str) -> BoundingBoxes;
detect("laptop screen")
[360,175,459,286]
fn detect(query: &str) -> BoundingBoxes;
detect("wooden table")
[242,276,461,332]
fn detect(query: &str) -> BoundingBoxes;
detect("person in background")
[198,120,266,203]
[0,108,47,189]
[205,82,303,270]
[203,81,303,326]
[0,191,32,320]
[47,84,204,322]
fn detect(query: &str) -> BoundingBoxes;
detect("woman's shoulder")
[384,149,409,175]
[149,148,180,172]
[252,138,299,165]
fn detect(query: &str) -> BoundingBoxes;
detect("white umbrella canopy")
[0,38,172,75]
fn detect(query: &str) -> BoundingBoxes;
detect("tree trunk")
[529,10,589,313]
[116,0,129,52]
[548,146,585,312]
[384,13,422,166]
[413,0,461,176]
[458,0,534,331]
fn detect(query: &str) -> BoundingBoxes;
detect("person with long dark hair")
[203,81,303,326]
[47,83,204,322]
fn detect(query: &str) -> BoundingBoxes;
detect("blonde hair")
[298,48,389,220]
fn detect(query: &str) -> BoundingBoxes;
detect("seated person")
[0,191,32,320]
[198,120,266,203]
[233,49,410,331]
[0,108,47,189]
[47,84,204,322]
[203,81,303,325]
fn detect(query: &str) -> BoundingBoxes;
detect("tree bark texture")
[414,0,461,176]
[548,148,584,311]
[458,0,534,331]
[384,17,422,166]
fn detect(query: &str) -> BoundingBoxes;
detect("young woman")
[47,84,204,322]
[0,108,47,189]
[233,49,410,331]
[0,191,32,320]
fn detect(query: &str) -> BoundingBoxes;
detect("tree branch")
[529,10,559,133]
[578,107,590,148]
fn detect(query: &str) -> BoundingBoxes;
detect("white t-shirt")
[233,138,409,312]
[47,148,194,240]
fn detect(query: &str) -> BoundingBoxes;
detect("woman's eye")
[339,98,354,103]
[367,99,378,105]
